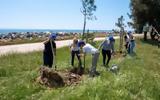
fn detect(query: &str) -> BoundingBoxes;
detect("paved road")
[0,34,143,56]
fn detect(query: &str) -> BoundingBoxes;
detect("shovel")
[50,40,57,70]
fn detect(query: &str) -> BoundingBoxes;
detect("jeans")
[130,41,135,53]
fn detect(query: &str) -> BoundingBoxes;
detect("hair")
[72,37,78,48]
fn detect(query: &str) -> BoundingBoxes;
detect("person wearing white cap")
[98,37,112,67]
[78,40,100,77]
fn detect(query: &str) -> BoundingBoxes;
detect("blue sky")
[0,0,131,30]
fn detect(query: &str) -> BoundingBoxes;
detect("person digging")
[43,33,57,69]
[78,40,100,77]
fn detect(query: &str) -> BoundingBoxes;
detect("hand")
[79,54,84,57]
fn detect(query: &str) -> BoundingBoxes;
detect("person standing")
[70,37,82,67]
[129,34,136,53]
[124,34,130,53]
[43,33,56,68]
[98,37,112,67]
[78,40,100,77]
[143,23,149,41]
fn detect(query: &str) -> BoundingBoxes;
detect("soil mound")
[36,67,84,88]
[37,67,65,88]
[69,67,84,76]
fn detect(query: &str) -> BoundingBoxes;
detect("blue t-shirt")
[100,40,111,50]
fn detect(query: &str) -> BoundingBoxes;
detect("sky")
[0,0,131,30]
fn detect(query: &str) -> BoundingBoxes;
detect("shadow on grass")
[140,38,159,47]
[129,52,137,57]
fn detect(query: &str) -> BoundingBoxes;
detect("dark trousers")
[43,52,53,68]
[125,42,130,53]
[102,49,111,66]
[71,50,82,67]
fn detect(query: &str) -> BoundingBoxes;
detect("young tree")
[81,0,96,39]
[115,16,126,53]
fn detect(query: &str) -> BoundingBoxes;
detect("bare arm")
[79,52,86,57]
[98,40,105,50]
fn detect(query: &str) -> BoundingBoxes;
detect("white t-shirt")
[71,45,79,51]
[69,42,79,51]
[83,43,98,54]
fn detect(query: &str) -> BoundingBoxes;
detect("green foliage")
[115,16,125,30]
[0,39,160,100]
[81,0,96,19]
[130,0,160,32]
[83,31,95,45]
[115,16,126,53]
[81,0,97,39]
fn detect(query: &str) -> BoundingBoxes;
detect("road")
[0,34,143,56]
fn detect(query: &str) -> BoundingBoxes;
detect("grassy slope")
[0,39,160,100]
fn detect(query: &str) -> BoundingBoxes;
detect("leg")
[144,32,147,41]
[111,42,115,54]
[102,49,107,66]
[71,51,75,66]
[76,51,82,67]
[130,41,135,53]
[128,43,131,53]
[91,52,100,73]
[43,52,49,67]
[48,55,53,68]
[106,50,111,65]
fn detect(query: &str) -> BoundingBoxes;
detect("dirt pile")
[37,67,65,88]
[69,67,84,76]
[36,67,84,88]
[63,73,81,86]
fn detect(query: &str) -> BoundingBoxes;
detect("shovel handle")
[83,55,85,68]
[50,40,56,70]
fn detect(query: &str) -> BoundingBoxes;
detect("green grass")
[0,39,160,100]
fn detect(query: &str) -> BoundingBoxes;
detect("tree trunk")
[82,15,86,40]
[119,28,124,53]
[119,32,123,53]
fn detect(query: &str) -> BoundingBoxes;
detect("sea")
[0,29,112,34]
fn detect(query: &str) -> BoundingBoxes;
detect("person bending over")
[78,40,100,77]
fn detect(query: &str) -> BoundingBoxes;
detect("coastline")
[0,29,112,34]
[0,34,143,56]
